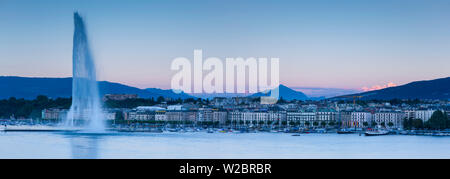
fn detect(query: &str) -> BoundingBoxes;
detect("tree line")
[103,96,209,109]
[0,95,208,119]
[403,111,449,130]
[0,95,71,119]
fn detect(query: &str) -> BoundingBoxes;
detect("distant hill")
[0,76,194,99]
[333,77,450,100]
[290,87,361,98]
[144,88,193,99]
[190,93,249,99]
[250,84,308,100]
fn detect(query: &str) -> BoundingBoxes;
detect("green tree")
[370,121,377,127]
[426,110,448,130]
[403,118,411,130]
[305,121,310,127]
[388,122,394,128]
[259,120,265,126]
[157,96,165,103]
[329,121,336,127]
[363,122,369,127]
[446,112,450,129]
[412,119,424,129]
[313,121,319,127]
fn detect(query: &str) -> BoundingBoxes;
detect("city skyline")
[1,0,449,91]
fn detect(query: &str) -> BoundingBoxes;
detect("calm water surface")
[0,132,449,159]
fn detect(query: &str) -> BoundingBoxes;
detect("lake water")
[0,132,449,159]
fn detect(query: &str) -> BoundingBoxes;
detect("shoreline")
[2,124,449,136]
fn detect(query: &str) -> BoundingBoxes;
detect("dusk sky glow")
[1,0,449,91]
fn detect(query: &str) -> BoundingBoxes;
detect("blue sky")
[0,0,449,90]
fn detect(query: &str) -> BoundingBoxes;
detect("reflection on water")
[70,135,100,159]
[1,132,450,159]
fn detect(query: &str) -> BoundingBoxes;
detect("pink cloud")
[362,82,396,92]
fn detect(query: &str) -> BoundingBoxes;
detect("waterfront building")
[184,111,198,123]
[243,111,269,124]
[403,109,435,122]
[167,105,185,111]
[228,111,242,123]
[165,110,197,123]
[212,110,228,125]
[339,111,352,128]
[316,109,337,123]
[125,106,166,121]
[286,111,315,127]
[414,109,435,122]
[126,110,155,121]
[165,111,183,122]
[41,108,68,120]
[104,109,117,120]
[42,108,115,121]
[373,111,404,128]
[136,106,166,111]
[349,112,372,128]
[155,111,167,121]
[404,110,416,119]
[228,109,286,126]
[268,110,286,124]
[197,108,213,122]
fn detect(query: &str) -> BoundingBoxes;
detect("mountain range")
[333,77,450,100]
[1,76,449,100]
[250,84,309,100]
[0,76,193,100]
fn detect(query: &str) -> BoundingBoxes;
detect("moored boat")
[365,129,389,136]
[337,129,355,134]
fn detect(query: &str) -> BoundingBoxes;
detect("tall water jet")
[65,12,105,132]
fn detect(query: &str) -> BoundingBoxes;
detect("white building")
[287,112,315,126]
[404,109,435,122]
[41,108,68,120]
[242,112,268,124]
[415,110,435,122]
[349,112,372,128]
[212,110,228,124]
[268,111,286,123]
[374,112,404,128]
[404,110,416,119]
[197,108,213,122]
[155,111,167,121]
[167,105,184,111]
[316,111,337,122]
[126,106,166,121]
[136,106,166,111]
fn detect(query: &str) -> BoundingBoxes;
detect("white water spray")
[65,12,105,132]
